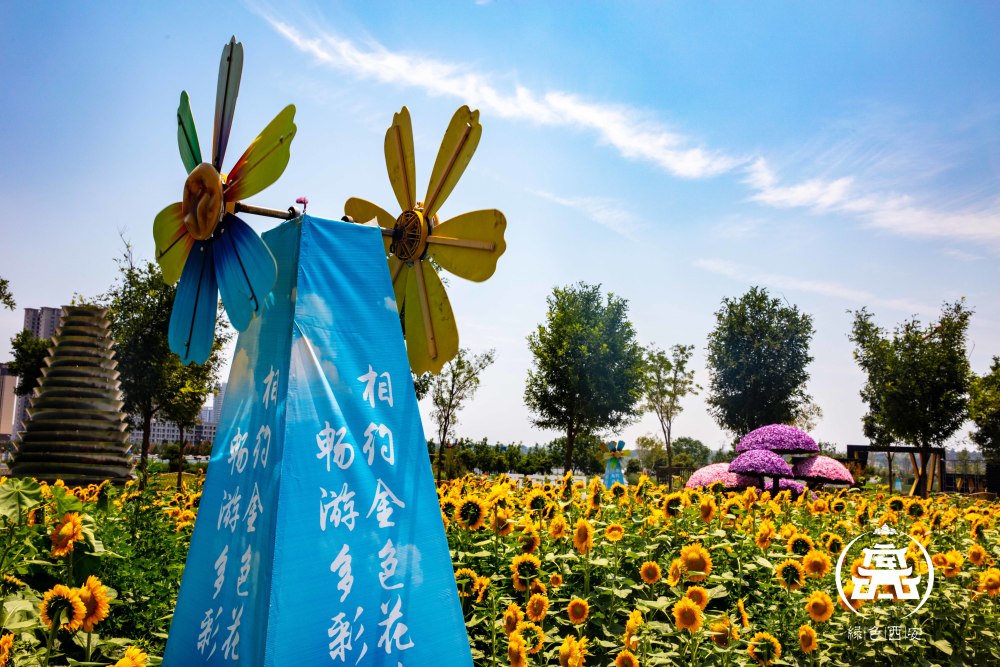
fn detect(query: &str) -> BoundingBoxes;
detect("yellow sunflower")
[978,568,1000,597]
[700,496,717,523]
[709,617,739,648]
[507,631,528,667]
[798,625,818,653]
[755,520,776,550]
[550,572,563,588]
[804,591,834,622]
[615,649,639,667]
[567,597,589,625]
[664,491,686,517]
[623,609,643,650]
[747,631,782,666]
[573,518,594,555]
[511,553,542,592]
[39,584,86,632]
[77,575,110,632]
[786,533,814,556]
[666,558,683,586]
[969,543,988,567]
[605,523,625,542]
[457,497,487,530]
[516,621,545,655]
[680,543,713,582]
[686,585,710,610]
[737,598,750,628]
[549,514,568,540]
[673,596,702,633]
[50,512,85,558]
[775,559,805,591]
[559,634,588,667]
[114,647,148,667]
[503,603,523,636]
[639,561,661,585]
[0,633,13,667]
[526,593,549,622]
[802,550,831,578]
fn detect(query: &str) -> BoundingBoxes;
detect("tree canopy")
[849,300,972,496]
[0,276,14,311]
[705,286,815,440]
[642,343,700,488]
[524,283,645,471]
[430,347,496,479]
[8,329,50,397]
[969,356,1000,463]
[100,245,228,488]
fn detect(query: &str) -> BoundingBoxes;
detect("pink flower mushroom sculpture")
[793,455,855,487]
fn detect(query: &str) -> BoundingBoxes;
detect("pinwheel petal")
[153,202,193,285]
[423,106,482,218]
[224,105,297,203]
[384,106,417,212]
[344,197,396,255]
[213,214,277,332]
[426,209,506,282]
[177,91,202,173]
[212,36,244,171]
[169,241,219,365]
[404,261,458,375]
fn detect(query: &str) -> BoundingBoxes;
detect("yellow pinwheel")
[345,106,507,374]
[152,36,297,364]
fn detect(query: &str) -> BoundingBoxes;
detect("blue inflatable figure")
[602,440,629,488]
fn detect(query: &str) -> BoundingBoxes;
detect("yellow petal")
[153,202,193,285]
[224,105,297,202]
[384,107,416,212]
[403,261,458,375]
[427,209,507,282]
[344,197,396,255]
[423,106,482,218]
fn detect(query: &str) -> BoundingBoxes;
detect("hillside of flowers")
[0,472,998,666]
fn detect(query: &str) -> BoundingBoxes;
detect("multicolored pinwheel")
[344,106,507,375]
[153,37,297,364]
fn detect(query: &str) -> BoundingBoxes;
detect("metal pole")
[233,202,300,220]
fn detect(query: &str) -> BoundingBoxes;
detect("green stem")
[42,617,59,667]
[86,631,93,662]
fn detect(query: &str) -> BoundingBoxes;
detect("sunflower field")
[441,473,1000,667]
[1,472,999,666]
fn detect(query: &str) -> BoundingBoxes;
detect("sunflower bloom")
[50,512,85,558]
[503,603,523,636]
[969,543,988,567]
[516,621,545,655]
[755,520,776,550]
[605,523,625,542]
[511,553,542,592]
[615,650,639,667]
[567,597,589,625]
[804,591,834,622]
[978,568,1000,597]
[639,561,661,585]
[526,593,549,622]
[672,596,702,633]
[798,625,818,653]
[114,647,149,667]
[457,497,487,530]
[747,631,782,666]
[666,559,683,587]
[700,496,717,523]
[709,617,739,648]
[507,632,527,667]
[686,585,710,610]
[549,572,563,588]
[573,518,594,555]
[559,634,588,667]
[77,575,110,632]
[737,598,750,628]
[802,550,831,578]
[0,633,13,667]
[549,514,568,539]
[776,559,805,591]
[623,609,643,650]
[786,533,814,556]
[680,543,713,582]
[40,584,86,632]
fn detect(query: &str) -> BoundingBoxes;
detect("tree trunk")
[563,423,576,474]
[662,419,673,491]
[887,452,894,493]
[139,411,152,491]
[176,426,185,490]
[436,416,450,482]
[917,445,931,499]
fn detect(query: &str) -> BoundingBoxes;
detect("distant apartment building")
[13,306,61,436]
[126,386,224,449]
[0,364,17,452]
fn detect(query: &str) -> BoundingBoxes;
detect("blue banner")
[165,216,471,666]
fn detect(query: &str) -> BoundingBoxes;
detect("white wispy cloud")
[262,17,743,179]
[694,258,937,316]
[531,189,643,240]
[744,157,1000,248]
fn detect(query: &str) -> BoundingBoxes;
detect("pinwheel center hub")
[393,208,429,262]
[182,163,225,241]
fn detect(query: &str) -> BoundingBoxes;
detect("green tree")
[101,245,228,489]
[673,436,711,468]
[642,344,700,489]
[8,329,50,396]
[706,286,815,440]
[969,356,1000,464]
[430,347,496,479]
[0,276,14,311]
[849,301,972,498]
[161,361,219,489]
[412,372,432,401]
[634,434,667,471]
[525,283,645,472]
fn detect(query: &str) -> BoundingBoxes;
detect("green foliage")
[634,434,667,470]
[412,371,433,401]
[672,436,711,468]
[100,244,228,488]
[850,301,972,495]
[706,286,815,438]
[970,356,1000,462]
[525,283,645,471]
[0,275,14,310]
[431,347,496,479]
[8,328,51,396]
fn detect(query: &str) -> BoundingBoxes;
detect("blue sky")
[2,2,998,453]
